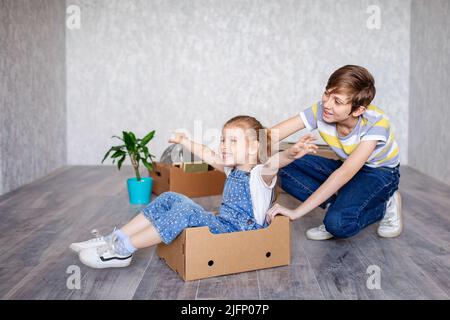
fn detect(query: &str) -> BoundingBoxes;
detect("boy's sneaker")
[306,224,334,240]
[378,191,403,238]
[79,237,132,269]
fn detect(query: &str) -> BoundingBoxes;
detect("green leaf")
[117,155,126,170]
[140,131,155,146]
[111,145,126,151]
[142,146,149,159]
[129,132,137,144]
[111,150,126,159]
[142,158,154,172]
[101,147,114,164]
[123,131,135,153]
[111,135,124,142]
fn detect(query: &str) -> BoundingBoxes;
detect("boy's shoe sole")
[306,225,334,241]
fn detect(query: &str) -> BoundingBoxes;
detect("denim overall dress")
[142,168,267,244]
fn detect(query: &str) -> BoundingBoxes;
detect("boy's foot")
[378,191,403,238]
[79,237,133,269]
[306,224,334,240]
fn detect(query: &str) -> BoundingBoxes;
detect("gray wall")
[409,0,450,185]
[66,0,411,166]
[0,0,66,196]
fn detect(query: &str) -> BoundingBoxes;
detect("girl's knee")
[160,191,185,201]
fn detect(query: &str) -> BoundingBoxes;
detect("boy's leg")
[322,165,400,239]
[279,155,342,208]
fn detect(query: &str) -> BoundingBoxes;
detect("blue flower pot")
[127,177,153,205]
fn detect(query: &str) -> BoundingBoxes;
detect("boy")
[265,65,402,240]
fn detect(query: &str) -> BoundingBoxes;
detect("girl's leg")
[129,225,162,249]
[120,213,152,237]
[118,191,189,237]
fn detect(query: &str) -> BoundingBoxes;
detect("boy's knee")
[323,212,359,239]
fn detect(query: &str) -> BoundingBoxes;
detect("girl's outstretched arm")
[169,132,226,172]
[260,134,318,186]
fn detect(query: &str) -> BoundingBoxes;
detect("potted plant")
[102,130,156,205]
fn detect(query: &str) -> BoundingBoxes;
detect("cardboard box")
[149,162,226,198]
[173,161,210,173]
[157,216,290,281]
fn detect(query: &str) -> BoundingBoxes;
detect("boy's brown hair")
[326,65,376,113]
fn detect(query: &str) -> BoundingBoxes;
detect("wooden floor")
[0,165,449,300]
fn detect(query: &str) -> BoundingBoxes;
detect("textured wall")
[0,0,66,196]
[409,0,450,185]
[66,0,411,167]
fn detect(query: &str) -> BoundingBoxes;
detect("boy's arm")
[266,140,378,222]
[260,134,318,186]
[169,133,225,172]
[270,115,306,144]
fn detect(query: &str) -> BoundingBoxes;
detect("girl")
[70,116,317,269]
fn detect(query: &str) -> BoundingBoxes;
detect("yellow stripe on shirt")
[374,117,390,129]
[312,102,318,120]
[378,144,399,164]
[367,105,385,114]
[319,131,359,154]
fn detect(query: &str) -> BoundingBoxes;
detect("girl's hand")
[169,132,188,145]
[266,203,298,224]
[286,134,318,160]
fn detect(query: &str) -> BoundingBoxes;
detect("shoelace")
[380,198,399,226]
[97,235,117,256]
[380,214,398,226]
[92,227,117,256]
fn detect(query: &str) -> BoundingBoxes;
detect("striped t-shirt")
[300,101,400,168]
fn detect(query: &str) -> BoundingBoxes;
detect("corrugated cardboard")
[157,216,290,281]
[149,162,226,198]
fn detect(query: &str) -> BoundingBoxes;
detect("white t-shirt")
[223,165,277,226]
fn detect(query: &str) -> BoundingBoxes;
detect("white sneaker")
[70,237,108,253]
[79,238,132,269]
[306,224,334,240]
[378,191,403,238]
[69,229,113,253]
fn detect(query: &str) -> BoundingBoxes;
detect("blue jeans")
[279,155,400,239]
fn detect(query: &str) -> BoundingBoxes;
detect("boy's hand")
[266,203,298,224]
[169,132,188,145]
[286,134,318,160]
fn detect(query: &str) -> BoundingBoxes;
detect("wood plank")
[0,165,449,299]
[133,255,198,300]
[196,272,260,300]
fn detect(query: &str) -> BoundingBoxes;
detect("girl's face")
[322,89,360,123]
[220,126,258,166]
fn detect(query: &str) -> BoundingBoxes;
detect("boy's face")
[322,89,365,123]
